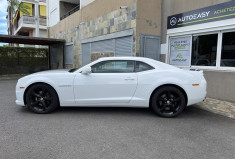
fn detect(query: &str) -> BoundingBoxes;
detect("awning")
[0,34,65,45]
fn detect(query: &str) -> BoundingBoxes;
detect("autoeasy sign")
[167,1,235,29]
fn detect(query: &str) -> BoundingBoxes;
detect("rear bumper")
[185,78,207,106]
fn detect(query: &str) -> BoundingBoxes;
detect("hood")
[18,69,71,82]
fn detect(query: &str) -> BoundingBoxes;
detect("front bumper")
[15,82,25,106]
[15,100,24,106]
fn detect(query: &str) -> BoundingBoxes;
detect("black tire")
[26,84,59,114]
[151,86,186,118]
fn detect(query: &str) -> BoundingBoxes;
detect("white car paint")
[16,57,207,108]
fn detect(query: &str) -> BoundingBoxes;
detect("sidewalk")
[0,74,26,80]
[195,98,235,119]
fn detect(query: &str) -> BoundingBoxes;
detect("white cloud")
[0,0,8,14]
[0,30,7,34]
[0,16,6,20]
[0,22,7,27]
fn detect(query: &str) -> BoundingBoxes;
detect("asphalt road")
[0,79,234,159]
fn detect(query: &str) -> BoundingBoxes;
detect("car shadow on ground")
[18,105,220,120]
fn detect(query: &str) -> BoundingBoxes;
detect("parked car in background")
[16,57,207,117]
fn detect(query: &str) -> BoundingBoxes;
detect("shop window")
[192,34,218,66]
[221,32,235,67]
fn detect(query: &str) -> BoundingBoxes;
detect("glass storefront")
[169,30,235,69]
[221,32,235,67]
[192,34,218,66]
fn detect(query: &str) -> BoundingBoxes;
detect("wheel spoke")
[170,106,178,113]
[32,91,41,98]
[31,101,39,106]
[172,97,181,102]
[41,89,47,96]
[41,101,47,109]
[167,91,171,98]
[157,96,165,102]
[160,104,168,111]
[44,96,52,101]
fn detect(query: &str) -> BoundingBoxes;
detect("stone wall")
[51,2,137,68]
[91,52,114,62]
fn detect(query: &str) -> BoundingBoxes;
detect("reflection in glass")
[91,60,135,73]
[192,34,218,66]
[221,32,235,67]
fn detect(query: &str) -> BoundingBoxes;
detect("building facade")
[7,0,47,46]
[47,0,95,27]
[48,0,235,102]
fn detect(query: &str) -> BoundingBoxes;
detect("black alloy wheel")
[151,86,186,118]
[26,84,59,114]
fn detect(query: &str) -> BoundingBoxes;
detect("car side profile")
[16,57,207,117]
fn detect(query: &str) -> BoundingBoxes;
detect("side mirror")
[81,67,92,75]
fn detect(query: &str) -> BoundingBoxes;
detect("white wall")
[47,0,95,27]
[39,29,47,38]
[48,0,60,27]
[80,0,95,9]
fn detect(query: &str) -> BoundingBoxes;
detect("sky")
[0,0,8,46]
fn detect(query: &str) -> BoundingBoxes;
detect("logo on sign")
[170,17,177,26]
[176,53,183,58]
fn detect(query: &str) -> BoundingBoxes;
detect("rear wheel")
[26,84,59,114]
[151,86,186,118]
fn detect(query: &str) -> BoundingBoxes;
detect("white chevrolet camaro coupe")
[16,57,207,117]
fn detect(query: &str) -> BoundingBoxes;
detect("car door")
[74,60,137,105]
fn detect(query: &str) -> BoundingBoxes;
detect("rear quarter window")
[135,61,154,72]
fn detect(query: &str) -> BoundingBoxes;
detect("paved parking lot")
[0,79,234,159]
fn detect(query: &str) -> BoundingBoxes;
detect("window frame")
[134,61,155,72]
[91,60,136,73]
[191,32,219,69]
[168,29,235,71]
[219,30,235,69]
[90,60,155,73]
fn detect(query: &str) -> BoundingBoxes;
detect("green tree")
[7,0,31,36]
[7,0,30,15]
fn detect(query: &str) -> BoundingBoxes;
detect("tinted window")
[221,32,235,67]
[135,61,154,72]
[192,34,218,66]
[91,60,135,73]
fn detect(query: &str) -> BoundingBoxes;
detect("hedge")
[0,46,49,75]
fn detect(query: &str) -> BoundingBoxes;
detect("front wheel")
[151,86,186,118]
[26,84,59,114]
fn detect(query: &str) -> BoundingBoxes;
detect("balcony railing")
[39,17,47,26]
[60,5,80,21]
[18,15,47,26]
[18,0,47,3]
[18,15,35,26]
[14,16,47,34]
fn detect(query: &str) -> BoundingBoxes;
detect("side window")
[135,61,154,72]
[91,60,135,73]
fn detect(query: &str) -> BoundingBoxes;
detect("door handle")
[125,77,135,80]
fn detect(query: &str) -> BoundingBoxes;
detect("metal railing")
[19,0,47,3]
[60,5,80,21]
[14,16,47,34]
[17,16,47,26]
[18,15,35,26]
[39,17,47,26]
